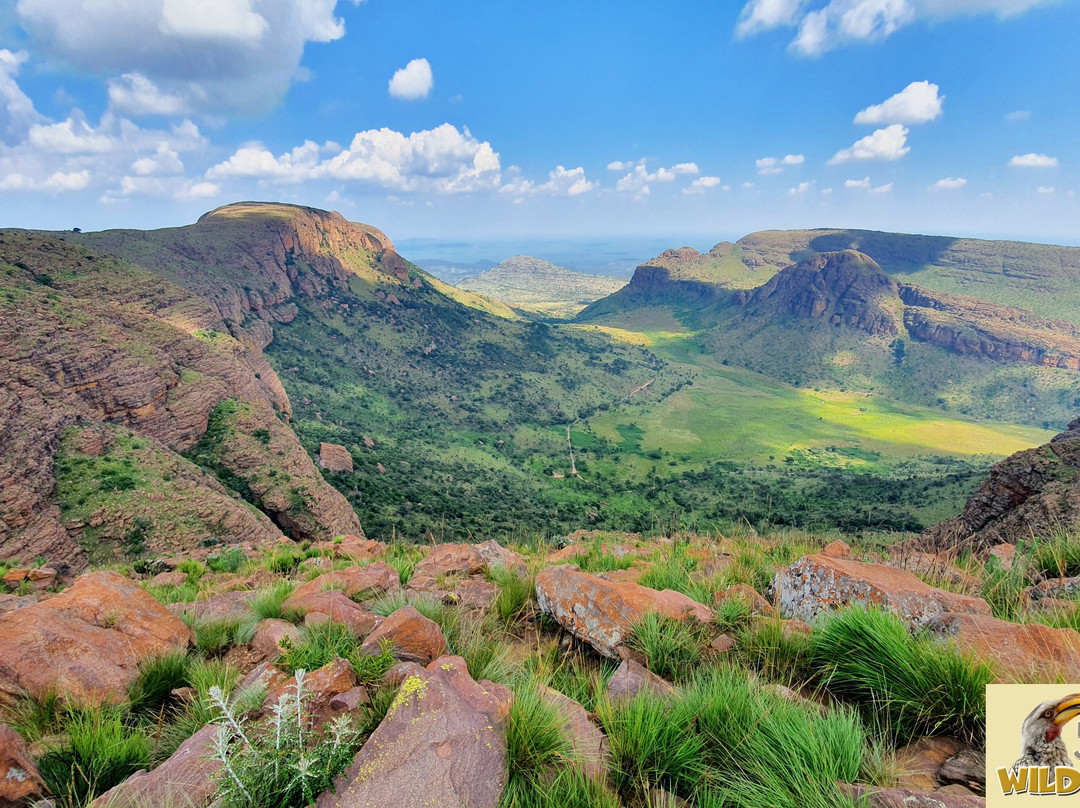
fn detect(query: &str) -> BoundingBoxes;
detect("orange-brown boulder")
[821,540,852,558]
[267,657,357,718]
[359,606,446,664]
[0,724,45,808]
[410,541,526,589]
[0,571,191,705]
[929,612,1080,682]
[535,565,712,658]
[251,618,303,661]
[315,656,511,808]
[714,584,773,616]
[297,591,380,639]
[606,659,676,704]
[318,443,353,473]
[89,723,220,808]
[284,563,400,608]
[537,684,608,782]
[773,555,990,629]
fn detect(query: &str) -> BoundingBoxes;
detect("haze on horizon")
[0,0,1077,247]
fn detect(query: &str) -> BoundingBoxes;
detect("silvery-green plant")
[209,670,363,808]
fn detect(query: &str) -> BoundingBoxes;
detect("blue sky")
[0,0,1077,253]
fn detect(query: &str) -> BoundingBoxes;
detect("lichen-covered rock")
[535,565,712,658]
[88,723,220,808]
[772,555,990,629]
[0,724,45,808]
[359,606,446,665]
[928,612,1080,682]
[319,443,353,473]
[315,656,511,808]
[0,571,191,705]
[410,541,526,590]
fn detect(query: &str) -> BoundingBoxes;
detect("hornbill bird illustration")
[1012,694,1080,775]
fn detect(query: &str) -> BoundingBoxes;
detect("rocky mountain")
[0,228,361,569]
[920,416,1080,551]
[579,232,1080,428]
[457,255,627,318]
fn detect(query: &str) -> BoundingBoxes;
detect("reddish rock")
[315,535,386,560]
[359,606,446,665]
[895,736,965,793]
[383,661,424,687]
[411,541,526,590]
[607,659,676,704]
[710,634,736,653]
[0,724,45,808]
[149,571,188,588]
[928,612,1080,681]
[885,552,979,591]
[267,657,357,717]
[290,590,380,639]
[535,565,712,658]
[454,578,500,610]
[939,749,985,793]
[988,543,1017,570]
[170,590,254,622]
[329,685,370,714]
[240,661,287,694]
[88,723,220,808]
[841,783,984,808]
[1,569,28,588]
[547,545,589,564]
[0,571,191,705]
[536,684,608,782]
[315,656,511,808]
[284,564,400,610]
[714,584,774,616]
[251,618,303,661]
[0,595,35,617]
[318,443,353,473]
[821,540,852,558]
[773,555,991,629]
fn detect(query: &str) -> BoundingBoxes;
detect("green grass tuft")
[627,612,709,682]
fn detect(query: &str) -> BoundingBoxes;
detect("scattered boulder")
[148,571,188,588]
[928,612,1080,681]
[318,443,353,473]
[536,684,608,782]
[329,686,370,714]
[314,535,386,560]
[895,736,965,793]
[88,723,220,808]
[0,571,191,705]
[939,748,986,794]
[821,540,852,559]
[772,555,990,629]
[267,657,357,720]
[709,634,735,653]
[359,606,446,664]
[169,590,254,623]
[606,659,676,704]
[535,566,712,658]
[1026,575,1080,602]
[315,656,511,808]
[987,543,1016,570]
[240,661,288,694]
[714,584,773,616]
[288,589,380,639]
[410,541,526,591]
[0,595,36,618]
[841,783,984,808]
[284,564,400,608]
[453,579,499,610]
[0,724,45,808]
[251,618,303,661]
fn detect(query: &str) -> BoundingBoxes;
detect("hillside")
[580,233,1080,429]
[457,255,627,318]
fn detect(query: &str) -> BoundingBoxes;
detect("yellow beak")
[1054,695,1080,727]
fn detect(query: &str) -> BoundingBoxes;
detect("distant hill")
[415,258,496,282]
[579,231,1080,429]
[458,255,627,318]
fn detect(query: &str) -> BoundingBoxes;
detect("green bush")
[808,608,994,744]
[37,707,151,808]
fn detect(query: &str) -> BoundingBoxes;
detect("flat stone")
[359,606,446,665]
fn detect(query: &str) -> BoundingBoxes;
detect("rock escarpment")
[921,417,1080,551]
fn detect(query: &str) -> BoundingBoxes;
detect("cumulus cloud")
[14,0,351,113]
[1036,186,1055,194]
[854,81,943,125]
[931,176,966,189]
[683,176,723,195]
[789,180,814,195]
[208,124,502,194]
[739,0,1057,56]
[607,160,637,171]
[844,177,871,189]
[614,162,700,199]
[388,58,433,100]
[108,73,196,116]
[870,182,892,193]
[1009,152,1058,167]
[828,124,909,163]
[756,154,805,174]
[131,143,184,176]
[177,180,220,199]
[0,49,46,145]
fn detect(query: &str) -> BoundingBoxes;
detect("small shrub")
[207,548,246,574]
[37,707,151,808]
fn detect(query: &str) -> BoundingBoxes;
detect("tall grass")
[128,650,192,719]
[808,608,994,744]
[502,680,576,794]
[490,564,535,625]
[627,613,709,682]
[575,538,634,573]
[250,580,297,621]
[524,646,616,713]
[736,618,812,687]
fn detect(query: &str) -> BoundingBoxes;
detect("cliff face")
[735,251,900,338]
[0,230,361,567]
[921,417,1080,550]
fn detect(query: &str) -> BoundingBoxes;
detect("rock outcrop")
[772,555,991,629]
[928,612,1080,682]
[319,443,354,473]
[920,418,1080,551]
[317,656,511,808]
[535,565,712,657]
[359,606,446,664]
[0,571,192,705]
[0,724,45,808]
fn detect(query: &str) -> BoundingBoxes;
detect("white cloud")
[756,154,805,174]
[131,143,184,176]
[539,165,594,196]
[0,49,46,145]
[107,73,195,116]
[736,0,807,36]
[742,181,756,188]
[177,180,220,199]
[208,124,502,194]
[845,177,871,189]
[671,162,700,174]
[1036,186,1055,194]
[683,176,722,195]
[607,160,635,171]
[614,162,700,199]
[1009,152,1058,167]
[789,180,814,195]
[854,81,943,125]
[0,168,89,192]
[1006,109,1031,121]
[742,0,1056,56]
[388,58,433,100]
[870,182,892,193]
[14,0,350,114]
[828,124,909,163]
[931,176,966,189]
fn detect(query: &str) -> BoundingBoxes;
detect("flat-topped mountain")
[457,255,627,318]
